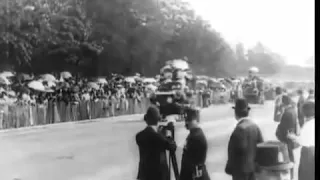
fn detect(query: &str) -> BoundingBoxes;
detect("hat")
[144,106,161,124]
[185,108,200,122]
[275,87,282,95]
[281,95,291,105]
[256,141,294,171]
[232,98,250,111]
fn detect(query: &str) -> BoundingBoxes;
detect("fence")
[0,94,204,130]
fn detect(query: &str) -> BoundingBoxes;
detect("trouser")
[299,146,315,180]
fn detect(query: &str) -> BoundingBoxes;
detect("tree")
[0,0,240,77]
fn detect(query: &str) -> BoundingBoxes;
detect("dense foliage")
[0,0,286,77]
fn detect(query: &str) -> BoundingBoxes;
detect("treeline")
[0,0,286,77]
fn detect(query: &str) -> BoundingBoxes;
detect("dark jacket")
[225,118,264,176]
[276,105,299,162]
[297,96,306,127]
[136,126,176,180]
[180,127,210,180]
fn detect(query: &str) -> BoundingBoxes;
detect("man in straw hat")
[225,98,264,180]
[255,141,294,180]
[287,100,315,180]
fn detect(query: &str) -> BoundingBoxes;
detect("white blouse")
[299,119,315,147]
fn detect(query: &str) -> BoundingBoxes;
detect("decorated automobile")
[156,58,195,123]
[208,79,230,104]
[242,67,265,104]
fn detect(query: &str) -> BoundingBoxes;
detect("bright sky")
[185,0,314,66]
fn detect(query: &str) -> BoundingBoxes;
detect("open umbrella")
[143,78,156,84]
[125,77,136,83]
[28,81,45,91]
[41,74,56,82]
[0,71,14,78]
[0,76,10,85]
[96,78,108,84]
[60,71,72,79]
[87,82,99,90]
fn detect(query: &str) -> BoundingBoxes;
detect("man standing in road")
[287,100,315,180]
[180,108,210,180]
[225,98,264,180]
[275,95,299,180]
[296,89,306,127]
[136,106,177,180]
[274,87,284,122]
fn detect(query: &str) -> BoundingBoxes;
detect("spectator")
[287,101,315,180]
[275,95,299,179]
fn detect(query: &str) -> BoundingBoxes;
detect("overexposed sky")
[185,0,314,66]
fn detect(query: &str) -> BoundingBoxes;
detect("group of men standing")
[135,86,314,180]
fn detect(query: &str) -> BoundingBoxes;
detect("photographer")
[136,106,177,180]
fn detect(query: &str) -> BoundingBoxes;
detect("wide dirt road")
[0,100,297,180]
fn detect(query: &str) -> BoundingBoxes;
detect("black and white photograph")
[0,0,314,180]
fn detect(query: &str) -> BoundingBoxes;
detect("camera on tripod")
[158,121,175,139]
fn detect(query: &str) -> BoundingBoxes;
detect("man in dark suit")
[297,89,306,127]
[180,108,210,180]
[225,98,264,180]
[276,95,299,180]
[136,106,177,180]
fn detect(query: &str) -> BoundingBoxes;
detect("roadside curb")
[0,107,211,134]
[0,114,144,134]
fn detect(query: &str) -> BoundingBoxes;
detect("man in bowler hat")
[255,141,294,180]
[180,108,210,180]
[136,106,177,180]
[225,98,264,180]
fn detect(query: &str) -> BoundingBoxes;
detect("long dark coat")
[180,127,210,180]
[136,127,176,180]
[225,119,264,180]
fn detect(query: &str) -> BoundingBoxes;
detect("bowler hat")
[256,141,294,171]
[232,98,250,111]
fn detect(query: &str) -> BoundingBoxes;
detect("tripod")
[167,124,179,180]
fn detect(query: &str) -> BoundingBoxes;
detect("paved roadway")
[0,100,300,180]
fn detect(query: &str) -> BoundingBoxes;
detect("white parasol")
[125,77,136,83]
[47,81,56,88]
[28,81,45,91]
[0,76,10,85]
[143,78,157,84]
[60,71,72,79]
[0,71,15,78]
[41,74,57,82]
[96,78,108,84]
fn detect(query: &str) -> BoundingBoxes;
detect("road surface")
[0,100,300,180]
